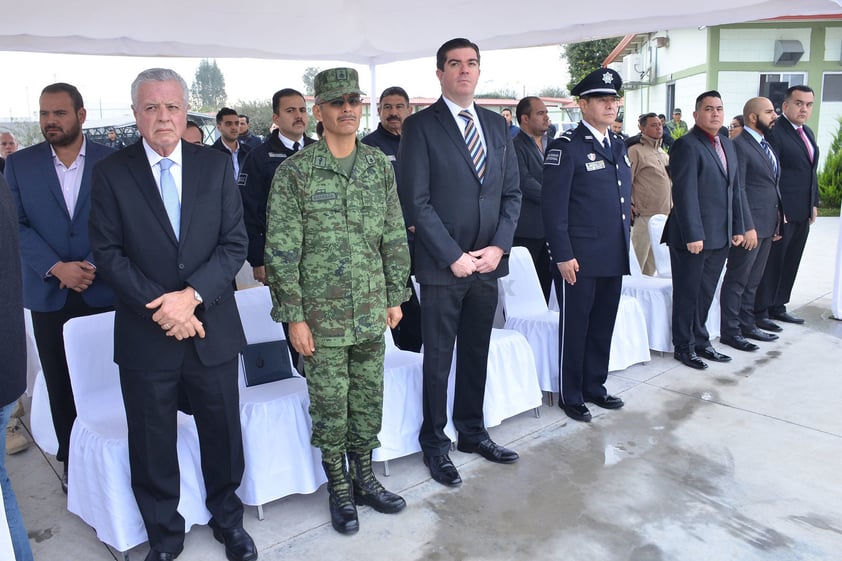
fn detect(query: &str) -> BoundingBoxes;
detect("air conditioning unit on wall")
[774,40,804,66]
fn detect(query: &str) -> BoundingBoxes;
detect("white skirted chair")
[64,311,211,555]
[233,286,326,520]
[411,277,543,425]
[508,247,650,395]
[647,213,672,278]
[373,329,456,475]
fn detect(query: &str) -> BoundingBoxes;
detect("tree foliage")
[538,86,569,98]
[190,59,227,112]
[819,116,842,209]
[302,67,321,95]
[475,88,518,100]
[233,99,274,138]
[563,38,622,93]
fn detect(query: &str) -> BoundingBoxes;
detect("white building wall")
[656,28,708,78]
[673,74,709,127]
[825,28,842,62]
[720,28,812,62]
[718,71,763,116]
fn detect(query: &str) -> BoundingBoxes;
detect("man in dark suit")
[720,97,783,352]
[664,90,745,370]
[89,68,256,561]
[542,68,631,423]
[755,85,818,330]
[0,173,35,561]
[513,96,552,301]
[5,83,115,492]
[398,38,522,487]
[211,107,250,183]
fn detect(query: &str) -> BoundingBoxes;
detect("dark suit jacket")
[6,140,115,312]
[512,130,545,239]
[663,127,745,250]
[0,174,26,407]
[765,116,819,223]
[733,130,782,239]
[89,141,247,370]
[397,97,521,285]
[542,125,631,277]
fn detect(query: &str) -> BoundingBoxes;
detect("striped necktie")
[713,135,728,174]
[159,158,181,240]
[760,139,778,175]
[459,110,486,182]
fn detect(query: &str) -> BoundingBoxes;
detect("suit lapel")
[179,145,199,243]
[126,143,180,245]
[746,135,776,180]
[73,143,95,225]
[37,144,72,220]
[433,98,481,182]
[696,129,727,178]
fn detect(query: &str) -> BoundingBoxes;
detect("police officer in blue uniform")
[542,68,631,422]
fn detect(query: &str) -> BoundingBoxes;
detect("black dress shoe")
[561,403,592,422]
[770,311,804,324]
[423,454,462,487]
[756,318,783,332]
[741,328,779,342]
[587,394,624,409]
[61,464,68,495]
[208,520,257,561]
[719,335,759,352]
[145,551,177,561]
[457,438,519,464]
[674,350,708,370]
[695,346,731,362]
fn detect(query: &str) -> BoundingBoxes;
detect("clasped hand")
[450,246,504,278]
[146,288,204,340]
[52,261,96,292]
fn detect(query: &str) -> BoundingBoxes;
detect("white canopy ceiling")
[2,0,842,64]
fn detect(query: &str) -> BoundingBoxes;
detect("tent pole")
[368,62,378,135]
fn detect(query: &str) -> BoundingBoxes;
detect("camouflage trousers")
[304,336,385,460]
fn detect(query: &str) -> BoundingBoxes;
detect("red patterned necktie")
[713,135,728,174]
[797,127,814,163]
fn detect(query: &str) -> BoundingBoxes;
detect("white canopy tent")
[2,0,842,64]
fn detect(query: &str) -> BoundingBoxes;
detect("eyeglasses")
[322,95,362,108]
[728,124,743,130]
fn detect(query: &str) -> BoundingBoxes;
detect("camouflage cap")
[314,67,366,104]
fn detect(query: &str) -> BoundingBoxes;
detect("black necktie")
[293,141,300,152]
[602,138,610,151]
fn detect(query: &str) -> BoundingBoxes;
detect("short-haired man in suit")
[398,37,522,487]
[755,85,819,330]
[241,88,314,285]
[663,90,745,370]
[6,83,115,492]
[512,95,552,301]
[1,130,19,173]
[542,68,631,423]
[719,97,783,352]
[237,114,262,150]
[89,68,256,561]
[212,107,250,182]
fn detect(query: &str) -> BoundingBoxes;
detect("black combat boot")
[322,455,359,534]
[348,450,407,514]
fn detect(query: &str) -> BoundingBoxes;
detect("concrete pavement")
[9,217,841,561]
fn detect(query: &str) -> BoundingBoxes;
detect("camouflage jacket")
[265,139,410,346]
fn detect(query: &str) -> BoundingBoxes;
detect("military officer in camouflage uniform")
[264,68,410,535]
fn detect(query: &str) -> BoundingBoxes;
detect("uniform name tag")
[585,160,606,171]
[312,190,337,202]
[545,149,562,166]
[268,152,288,159]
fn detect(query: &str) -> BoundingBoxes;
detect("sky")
[0,46,570,124]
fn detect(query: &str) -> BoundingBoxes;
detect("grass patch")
[817,206,839,217]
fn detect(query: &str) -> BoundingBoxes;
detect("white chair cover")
[412,276,542,427]
[647,214,672,278]
[29,371,58,455]
[233,286,326,507]
[374,330,457,462]
[64,311,210,553]
[513,244,649,391]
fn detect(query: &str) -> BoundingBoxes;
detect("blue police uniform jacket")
[541,124,632,278]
